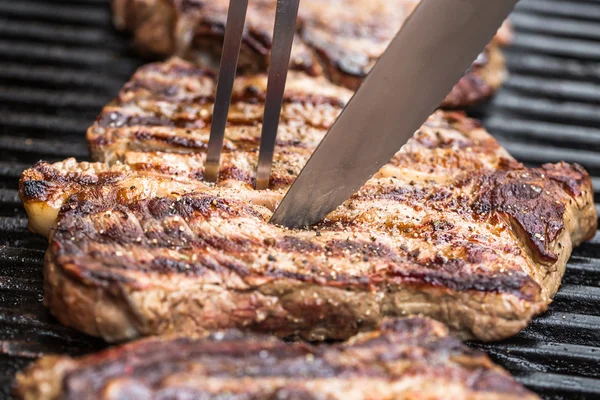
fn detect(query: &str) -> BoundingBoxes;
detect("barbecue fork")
[204,0,300,190]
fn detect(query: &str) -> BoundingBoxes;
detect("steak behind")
[112,0,511,108]
[19,59,598,343]
[14,318,539,400]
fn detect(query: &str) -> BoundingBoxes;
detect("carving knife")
[271,0,519,228]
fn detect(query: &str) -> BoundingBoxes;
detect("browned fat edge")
[442,73,494,109]
[541,162,592,198]
[21,163,125,202]
[472,161,590,263]
[20,179,50,202]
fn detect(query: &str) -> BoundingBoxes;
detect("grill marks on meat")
[112,0,511,108]
[19,59,597,343]
[88,60,349,163]
[14,318,539,400]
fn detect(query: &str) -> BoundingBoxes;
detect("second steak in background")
[112,0,512,108]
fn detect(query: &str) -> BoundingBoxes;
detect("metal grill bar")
[493,91,600,125]
[474,341,600,378]
[0,18,118,47]
[0,86,107,110]
[0,112,92,137]
[0,0,598,399]
[485,117,600,148]
[493,311,600,348]
[504,75,600,102]
[519,374,600,399]
[0,63,125,89]
[0,136,89,159]
[505,53,600,82]
[500,142,600,173]
[563,256,600,285]
[0,2,109,26]
[513,33,600,60]
[516,0,600,20]
[0,162,34,183]
[552,284,600,314]
[512,12,600,40]
[0,40,138,68]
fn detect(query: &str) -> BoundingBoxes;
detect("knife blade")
[271,0,518,228]
[204,0,249,182]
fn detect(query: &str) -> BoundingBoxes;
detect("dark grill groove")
[515,0,600,20]
[505,75,600,102]
[0,85,108,110]
[0,2,109,26]
[513,33,600,60]
[0,0,599,399]
[511,12,600,40]
[505,53,600,82]
[0,18,117,47]
[0,63,124,90]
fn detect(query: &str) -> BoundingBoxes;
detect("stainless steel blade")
[255,0,300,190]
[271,0,518,228]
[205,0,248,182]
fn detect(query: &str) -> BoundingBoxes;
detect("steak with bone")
[111,0,512,108]
[15,318,538,400]
[19,58,597,343]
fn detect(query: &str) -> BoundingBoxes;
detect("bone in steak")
[111,0,512,108]
[19,58,597,343]
[14,318,538,400]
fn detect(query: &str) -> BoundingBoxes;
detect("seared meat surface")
[15,318,539,400]
[112,0,511,108]
[19,58,597,343]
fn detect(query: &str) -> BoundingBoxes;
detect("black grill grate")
[0,0,599,399]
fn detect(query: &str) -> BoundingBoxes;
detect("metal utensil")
[255,0,301,190]
[203,0,299,187]
[271,0,519,228]
[204,0,249,182]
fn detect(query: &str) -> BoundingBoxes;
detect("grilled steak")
[15,317,538,400]
[19,59,597,343]
[112,0,511,108]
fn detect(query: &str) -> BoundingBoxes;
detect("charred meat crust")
[38,168,591,342]
[19,59,597,343]
[112,0,511,108]
[53,190,559,299]
[14,318,539,400]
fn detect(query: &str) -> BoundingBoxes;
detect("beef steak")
[111,0,512,108]
[19,58,597,343]
[14,317,539,400]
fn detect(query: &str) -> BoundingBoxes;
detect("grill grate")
[0,0,599,399]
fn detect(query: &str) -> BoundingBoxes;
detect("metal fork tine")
[205,0,249,183]
[255,0,301,190]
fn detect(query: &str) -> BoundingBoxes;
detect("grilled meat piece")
[19,59,597,343]
[112,0,511,108]
[15,318,539,400]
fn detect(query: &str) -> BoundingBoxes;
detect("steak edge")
[14,317,539,400]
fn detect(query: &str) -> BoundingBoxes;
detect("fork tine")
[205,0,249,183]
[255,0,301,190]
